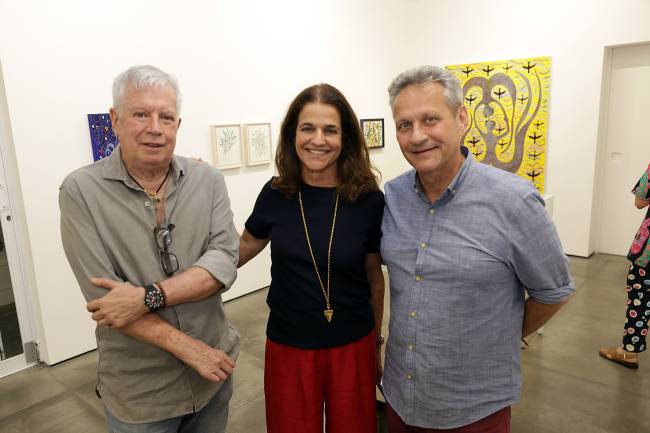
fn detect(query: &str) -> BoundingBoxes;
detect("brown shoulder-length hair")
[272,83,380,202]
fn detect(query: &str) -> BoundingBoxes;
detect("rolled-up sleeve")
[508,190,575,304]
[192,171,239,291]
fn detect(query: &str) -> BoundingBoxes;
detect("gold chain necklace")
[298,189,339,323]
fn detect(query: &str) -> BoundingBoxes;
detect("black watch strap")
[144,284,166,312]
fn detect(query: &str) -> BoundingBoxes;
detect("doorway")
[0,61,38,377]
[597,43,650,255]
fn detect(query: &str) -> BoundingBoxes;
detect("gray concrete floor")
[0,253,648,432]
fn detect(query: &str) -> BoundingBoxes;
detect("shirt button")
[144,201,150,207]
[410,311,416,317]
[420,243,427,249]
[408,344,414,350]
[406,374,413,380]
[429,209,435,214]
[415,275,422,281]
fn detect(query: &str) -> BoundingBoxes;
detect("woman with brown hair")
[238,83,385,433]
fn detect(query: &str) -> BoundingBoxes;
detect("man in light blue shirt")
[381,66,574,432]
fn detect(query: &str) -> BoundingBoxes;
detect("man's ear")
[109,108,120,137]
[457,105,469,131]
[177,117,182,129]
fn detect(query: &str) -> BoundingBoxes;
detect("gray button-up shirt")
[381,148,574,429]
[60,148,240,423]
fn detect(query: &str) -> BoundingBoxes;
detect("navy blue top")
[245,179,384,349]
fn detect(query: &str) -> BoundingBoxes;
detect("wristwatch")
[143,283,167,312]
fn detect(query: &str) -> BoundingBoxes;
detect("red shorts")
[264,332,377,433]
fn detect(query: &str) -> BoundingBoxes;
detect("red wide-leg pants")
[264,332,377,433]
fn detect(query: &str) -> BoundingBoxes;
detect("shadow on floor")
[0,254,648,432]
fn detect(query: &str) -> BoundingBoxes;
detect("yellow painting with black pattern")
[446,56,551,193]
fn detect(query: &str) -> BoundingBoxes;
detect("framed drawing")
[360,118,384,149]
[211,124,243,169]
[87,113,119,161]
[244,123,272,166]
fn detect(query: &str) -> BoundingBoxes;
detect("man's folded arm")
[59,182,233,381]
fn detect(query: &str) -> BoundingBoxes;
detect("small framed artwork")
[244,123,272,166]
[360,118,385,149]
[211,124,243,169]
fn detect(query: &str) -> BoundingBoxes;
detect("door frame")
[592,45,613,255]
[0,59,40,378]
[593,41,650,255]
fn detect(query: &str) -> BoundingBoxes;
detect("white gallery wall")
[0,0,410,364]
[0,0,649,364]
[405,0,650,256]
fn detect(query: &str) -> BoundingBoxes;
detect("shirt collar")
[411,146,473,203]
[101,146,185,186]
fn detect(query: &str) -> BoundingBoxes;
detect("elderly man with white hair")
[60,65,240,433]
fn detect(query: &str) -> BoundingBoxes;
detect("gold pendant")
[324,309,334,323]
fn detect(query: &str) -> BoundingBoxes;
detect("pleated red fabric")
[264,332,377,433]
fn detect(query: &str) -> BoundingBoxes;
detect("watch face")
[144,285,164,311]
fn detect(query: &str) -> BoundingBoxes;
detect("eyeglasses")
[154,223,179,276]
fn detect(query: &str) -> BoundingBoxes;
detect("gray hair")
[112,65,182,114]
[388,65,463,112]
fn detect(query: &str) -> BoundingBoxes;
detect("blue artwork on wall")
[87,113,119,161]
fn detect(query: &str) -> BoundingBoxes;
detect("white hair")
[112,65,182,114]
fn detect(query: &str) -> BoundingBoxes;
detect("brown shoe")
[598,347,639,369]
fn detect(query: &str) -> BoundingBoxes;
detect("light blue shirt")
[381,147,574,429]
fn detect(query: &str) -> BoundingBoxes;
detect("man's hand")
[177,338,236,383]
[86,278,149,328]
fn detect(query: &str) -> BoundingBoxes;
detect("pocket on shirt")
[455,249,505,286]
